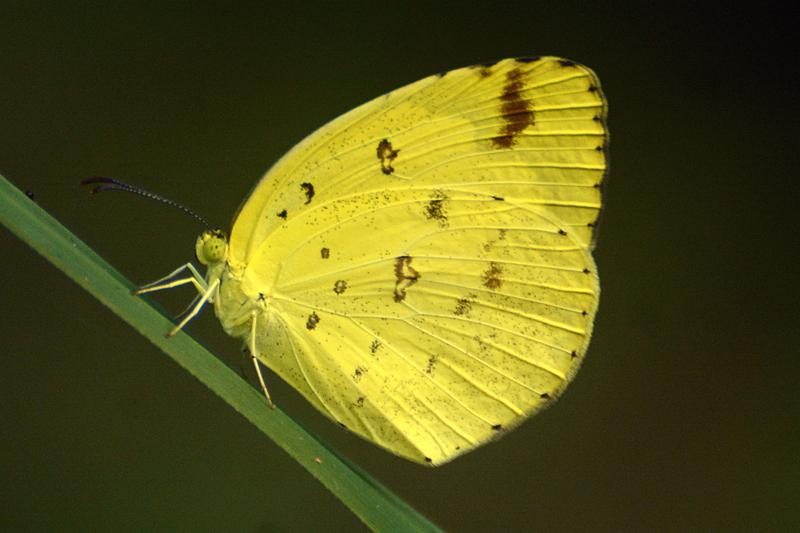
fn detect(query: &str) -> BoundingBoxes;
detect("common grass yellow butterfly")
[90,57,609,466]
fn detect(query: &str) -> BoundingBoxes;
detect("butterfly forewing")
[229,57,606,261]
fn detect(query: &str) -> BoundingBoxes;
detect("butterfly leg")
[249,310,275,408]
[164,278,219,337]
[131,263,217,337]
[132,263,208,295]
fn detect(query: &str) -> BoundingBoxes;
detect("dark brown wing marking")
[453,294,476,317]
[393,255,420,303]
[334,280,347,294]
[353,366,367,383]
[491,68,534,149]
[482,262,503,290]
[301,182,315,204]
[377,139,399,175]
[424,190,448,227]
[425,354,438,376]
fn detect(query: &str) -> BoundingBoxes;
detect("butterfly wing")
[222,57,608,465]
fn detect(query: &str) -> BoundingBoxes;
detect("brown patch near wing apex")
[491,68,534,149]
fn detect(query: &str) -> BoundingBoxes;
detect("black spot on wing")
[393,256,420,303]
[591,132,610,246]
[306,312,320,330]
[277,209,287,219]
[377,139,399,175]
[321,247,330,258]
[334,280,347,294]
[301,183,315,204]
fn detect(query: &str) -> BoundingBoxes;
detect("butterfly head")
[195,229,229,266]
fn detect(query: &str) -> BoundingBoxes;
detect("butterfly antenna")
[81,177,216,231]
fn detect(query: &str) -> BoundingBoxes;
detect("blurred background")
[1,1,798,531]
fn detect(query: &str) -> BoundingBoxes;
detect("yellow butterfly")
[117,57,609,466]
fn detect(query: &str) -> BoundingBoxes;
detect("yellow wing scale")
[212,57,607,465]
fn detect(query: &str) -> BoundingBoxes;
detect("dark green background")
[2,2,797,531]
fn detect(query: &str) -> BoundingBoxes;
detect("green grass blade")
[0,174,443,533]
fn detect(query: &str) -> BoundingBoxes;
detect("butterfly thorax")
[212,265,260,340]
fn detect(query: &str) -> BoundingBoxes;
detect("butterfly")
[118,57,608,466]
